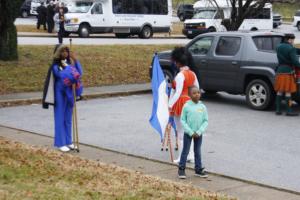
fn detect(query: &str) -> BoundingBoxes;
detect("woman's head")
[53,45,69,61]
[171,47,189,68]
[283,33,295,45]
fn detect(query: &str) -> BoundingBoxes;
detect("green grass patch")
[0,137,235,200]
[173,0,197,8]
[0,45,178,95]
[17,25,49,33]
[273,2,300,20]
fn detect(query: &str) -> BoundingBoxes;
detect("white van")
[183,0,273,39]
[61,0,172,38]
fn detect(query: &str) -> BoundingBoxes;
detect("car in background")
[293,10,300,30]
[177,4,194,21]
[20,0,32,18]
[151,31,300,110]
[273,12,282,28]
[183,0,273,39]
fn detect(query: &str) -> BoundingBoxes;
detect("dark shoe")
[285,97,298,116]
[276,111,282,115]
[286,112,299,116]
[178,168,186,179]
[195,168,208,178]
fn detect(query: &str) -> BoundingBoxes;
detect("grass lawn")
[0,45,181,95]
[0,137,234,200]
[16,25,48,33]
[273,2,300,20]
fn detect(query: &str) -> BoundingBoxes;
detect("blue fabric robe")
[52,60,83,147]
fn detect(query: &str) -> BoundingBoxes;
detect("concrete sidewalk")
[0,83,151,107]
[0,125,299,200]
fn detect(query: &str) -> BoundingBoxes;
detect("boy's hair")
[283,33,295,42]
[171,47,188,66]
[188,85,200,96]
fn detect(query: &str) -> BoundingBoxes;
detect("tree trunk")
[0,24,18,61]
[0,0,23,61]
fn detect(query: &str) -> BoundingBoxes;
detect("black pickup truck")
[152,31,300,110]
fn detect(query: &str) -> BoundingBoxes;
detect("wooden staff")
[72,84,80,152]
[70,38,80,152]
[161,128,169,151]
[166,123,174,162]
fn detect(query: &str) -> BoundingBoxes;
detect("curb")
[17,33,186,39]
[18,34,187,39]
[0,89,151,108]
[1,124,300,196]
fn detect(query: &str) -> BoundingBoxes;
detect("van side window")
[214,9,224,19]
[112,0,168,15]
[188,36,214,55]
[216,37,241,56]
[92,3,103,14]
[248,8,271,19]
[252,36,283,52]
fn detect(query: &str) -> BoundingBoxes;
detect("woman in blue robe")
[52,45,83,152]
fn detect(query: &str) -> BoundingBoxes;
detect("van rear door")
[89,2,110,33]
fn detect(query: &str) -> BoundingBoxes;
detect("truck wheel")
[208,27,216,32]
[78,24,90,38]
[179,14,185,21]
[246,79,274,110]
[139,26,153,39]
[21,10,29,18]
[297,23,300,31]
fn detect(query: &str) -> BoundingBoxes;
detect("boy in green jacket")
[178,86,208,179]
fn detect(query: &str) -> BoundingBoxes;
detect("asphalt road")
[0,93,299,192]
[16,22,300,45]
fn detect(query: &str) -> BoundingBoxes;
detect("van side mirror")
[91,9,94,14]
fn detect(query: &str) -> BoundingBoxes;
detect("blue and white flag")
[149,54,169,141]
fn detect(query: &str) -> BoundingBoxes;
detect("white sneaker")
[68,144,75,149]
[59,146,70,152]
[173,158,180,164]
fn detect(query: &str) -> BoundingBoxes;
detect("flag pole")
[70,38,80,153]
[161,128,168,151]
[166,123,174,162]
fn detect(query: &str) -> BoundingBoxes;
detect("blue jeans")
[179,133,203,171]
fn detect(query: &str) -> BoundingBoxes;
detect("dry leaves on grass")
[0,137,235,200]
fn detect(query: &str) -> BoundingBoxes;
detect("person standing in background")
[54,6,66,44]
[47,1,55,33]
[37,2,47,30]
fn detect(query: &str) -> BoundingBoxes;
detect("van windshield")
[68,2,93,13]
[193,10,216,19]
